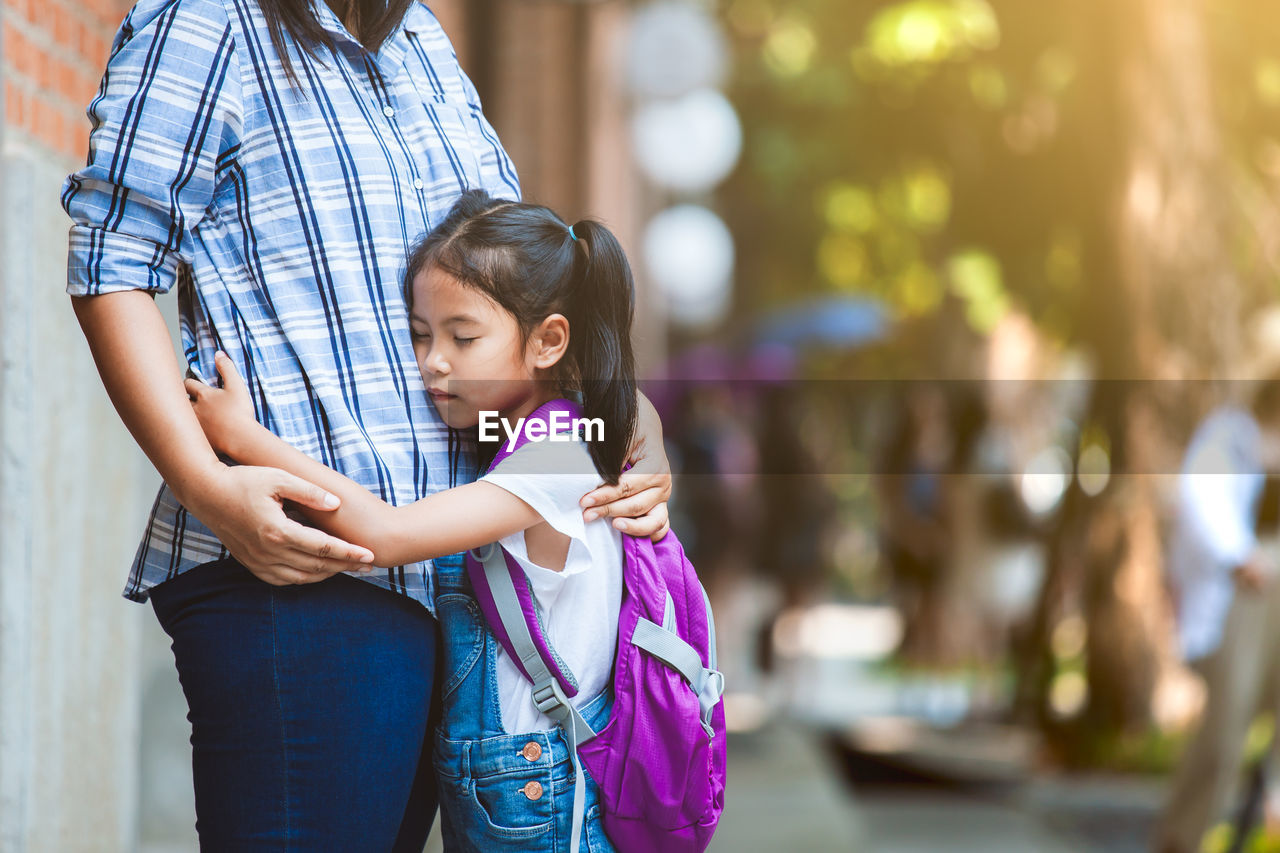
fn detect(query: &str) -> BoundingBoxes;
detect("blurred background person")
[875,384,955,665]
[1156,378,1280,853]
[752,384,837,676]
[875,383,988,666]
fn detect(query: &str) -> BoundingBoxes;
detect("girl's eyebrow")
[408,312,479,325]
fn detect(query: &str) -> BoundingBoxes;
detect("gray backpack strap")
[631,592,725,738]
[534,679,591,853]
[474,543,596,853]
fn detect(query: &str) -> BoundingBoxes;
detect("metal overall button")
[521,741,542,762]
[520,781,544,800]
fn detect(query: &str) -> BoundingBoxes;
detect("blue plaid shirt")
[62,0,519,608]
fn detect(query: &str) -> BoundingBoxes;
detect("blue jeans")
[432,554,615,852]
[149,556,440,851]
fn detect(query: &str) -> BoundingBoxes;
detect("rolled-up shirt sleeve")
[61,0,241,297]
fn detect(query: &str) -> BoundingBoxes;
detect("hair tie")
[568,225,578,242]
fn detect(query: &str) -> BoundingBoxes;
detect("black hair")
[403,189,638,484]
[261,0,415,86]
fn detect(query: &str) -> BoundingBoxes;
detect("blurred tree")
[1064,0,1231,739]
[721,0,1280,743]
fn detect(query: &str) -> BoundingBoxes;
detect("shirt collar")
[308,1,421,45]
[308,1,415,77]
[309,0,354,43]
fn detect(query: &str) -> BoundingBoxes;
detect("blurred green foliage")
[1205,821,1280,853]
[719,0,1280,362]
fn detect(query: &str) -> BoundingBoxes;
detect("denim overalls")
[432,553,617,852]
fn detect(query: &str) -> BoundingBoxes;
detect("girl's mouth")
[427,388,457,401]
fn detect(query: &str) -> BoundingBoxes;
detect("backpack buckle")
[533,680,565,716]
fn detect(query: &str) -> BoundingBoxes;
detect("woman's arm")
[187,353,542,566]
[581,391,673,540]
[74,293,375,584]
[63,0,373,584]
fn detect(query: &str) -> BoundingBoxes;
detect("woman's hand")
[184,353,378,581]
[199,463,376,583]
[581,392,673,541]
[184,351,258,457]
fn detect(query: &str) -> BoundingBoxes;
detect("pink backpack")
[466,398,727,853]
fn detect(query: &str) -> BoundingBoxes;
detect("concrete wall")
[1,1,172,850]
[0,112,157,853]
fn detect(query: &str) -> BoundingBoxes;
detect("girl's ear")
[530,313,570,370]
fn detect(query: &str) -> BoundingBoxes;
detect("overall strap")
[475,396,596,853]
[472,542,597,853]
[467,396,591,695]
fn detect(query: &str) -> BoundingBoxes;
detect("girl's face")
[408,265,563,429]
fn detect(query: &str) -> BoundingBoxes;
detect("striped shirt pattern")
[62,0,520,608]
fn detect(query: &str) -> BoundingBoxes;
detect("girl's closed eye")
[454,335,477,346]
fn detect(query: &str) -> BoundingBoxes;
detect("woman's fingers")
[236,539,369,585]
[264,566,316,586]
[272,470,343,513]
[584,484,668,524]
[261,564,330,585]
[278,514,375,564]
[183,377,204,400]
[617,501,670,541]
[580,470,671,516]
[243,540,373,585]
[282,548,375,576]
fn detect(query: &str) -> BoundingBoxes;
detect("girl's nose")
[424,348,450,375]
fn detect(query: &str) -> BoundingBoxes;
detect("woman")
[63,1,671,849]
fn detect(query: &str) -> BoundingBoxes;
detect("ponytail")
[568,220,637,484]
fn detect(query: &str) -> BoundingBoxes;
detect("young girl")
[187,189,641,852]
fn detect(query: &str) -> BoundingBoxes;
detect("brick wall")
[3,0,131,160]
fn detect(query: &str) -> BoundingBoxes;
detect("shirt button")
[520,781,544,800]
[382,105,395,118]
[521,741,543,762]
[413,178,425,191]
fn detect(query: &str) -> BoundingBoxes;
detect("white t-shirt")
[480,437,624,733]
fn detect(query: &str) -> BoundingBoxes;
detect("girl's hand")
[184,351,258,457]
[581,393,673,541]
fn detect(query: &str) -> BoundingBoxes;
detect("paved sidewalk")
[710,724,860,851]
[853,789,1091,853]
[142,682,1152,853]
[712,723,1098,852]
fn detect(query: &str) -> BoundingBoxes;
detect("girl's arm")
[186,352,542,567]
